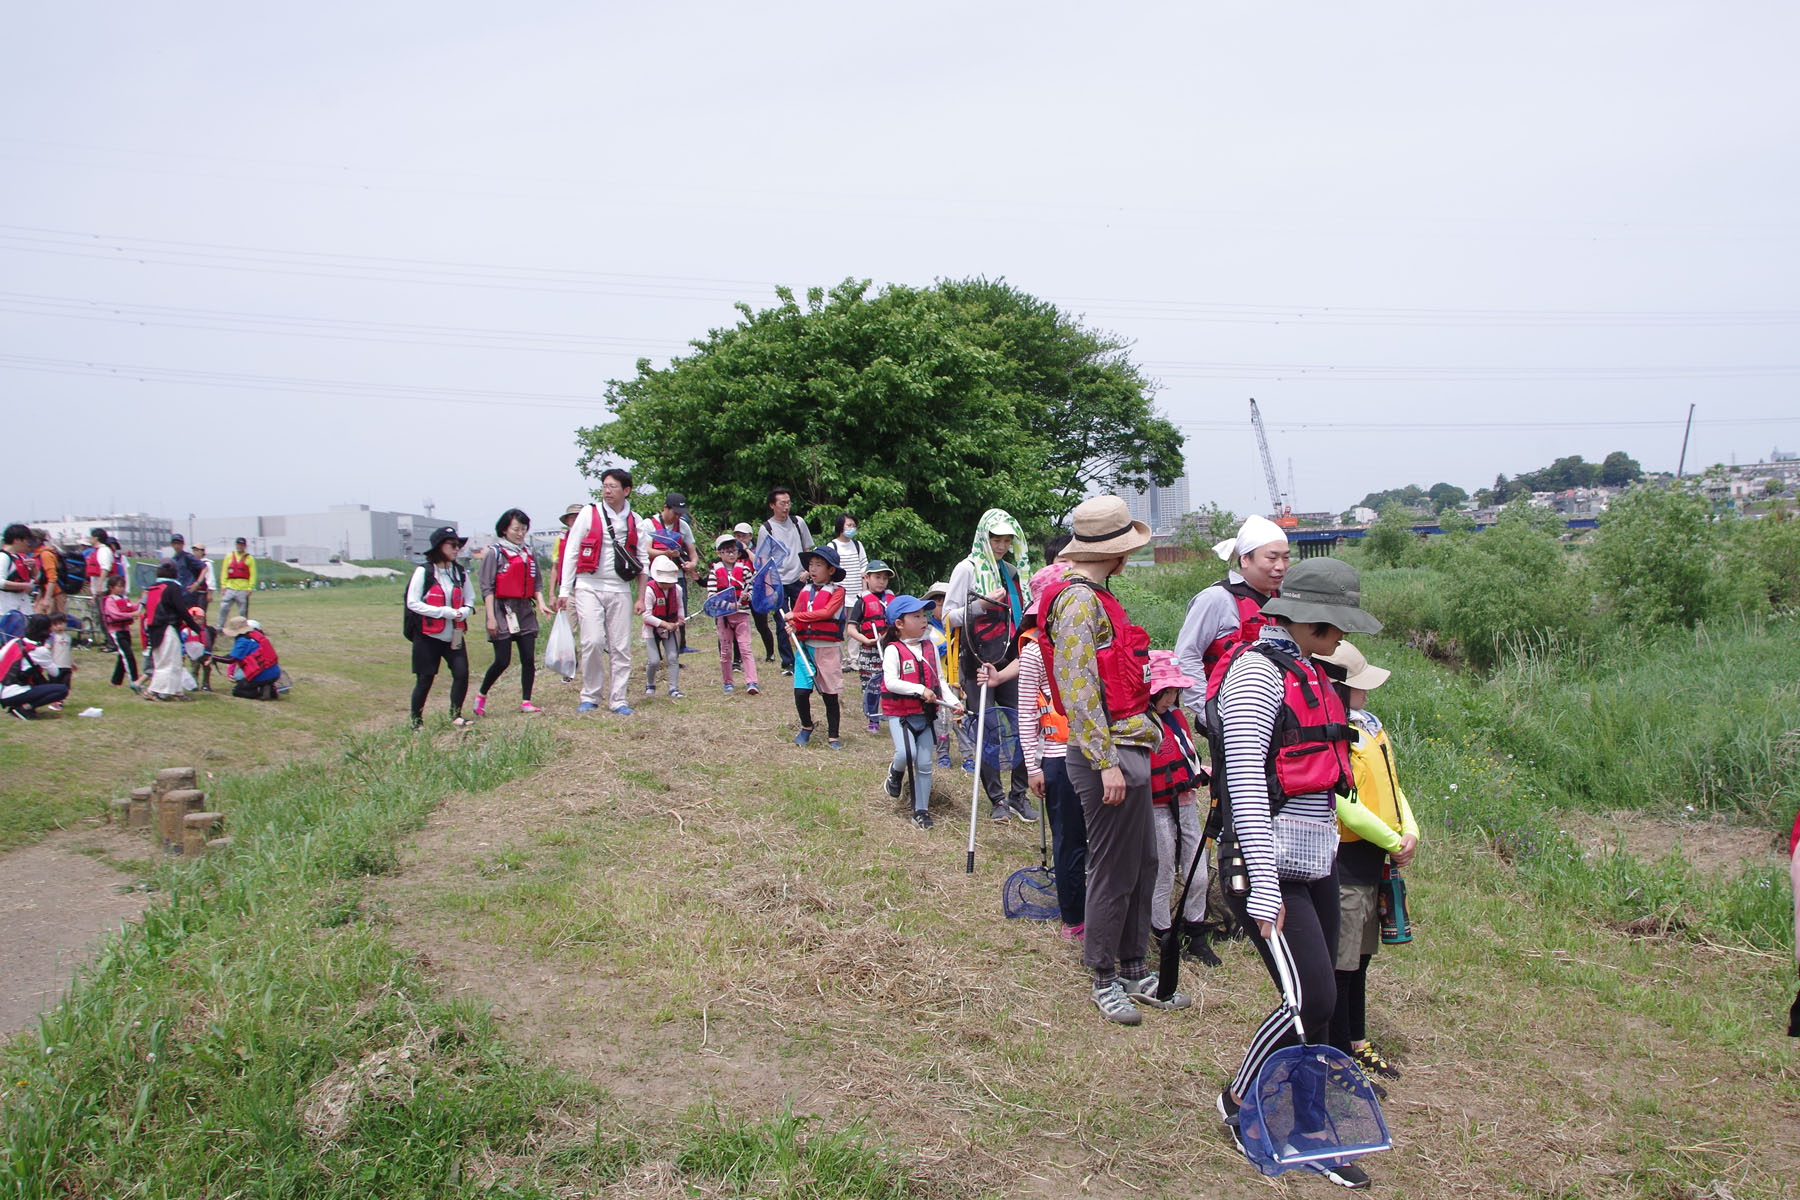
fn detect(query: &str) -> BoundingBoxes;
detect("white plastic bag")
[543,611,577,680]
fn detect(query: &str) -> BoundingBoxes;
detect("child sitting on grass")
[1318,640,1419,1089]
[880,595,963,828]
[848,560,895,733]
[1146,650,1220,967]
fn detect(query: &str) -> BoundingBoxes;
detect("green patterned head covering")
[968,509,1031,605]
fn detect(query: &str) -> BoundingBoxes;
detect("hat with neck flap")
[967,508,1032,607]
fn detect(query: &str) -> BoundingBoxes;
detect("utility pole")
[1676,404,1696,478]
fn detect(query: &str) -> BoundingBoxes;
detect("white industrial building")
[190,503,443,564]
[26,512,173,555]
[1122,474,1192,535]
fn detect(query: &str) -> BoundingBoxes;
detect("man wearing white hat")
[1173,514,1289,703]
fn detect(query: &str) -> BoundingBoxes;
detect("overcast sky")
[4,3,1797,533]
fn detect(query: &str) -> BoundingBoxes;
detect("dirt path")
[0,824,150,1035]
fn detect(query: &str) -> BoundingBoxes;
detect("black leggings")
[1331,955,1372,1052]
[480,633,537,701]
[410,637,469,721]
[794,689,841,739]
[752,610,775,658]
[1225,871,1340,1099]
[109,629,139,685]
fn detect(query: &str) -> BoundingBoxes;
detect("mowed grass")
[4,577,1799,1197]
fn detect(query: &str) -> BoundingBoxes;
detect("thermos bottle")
[1379,864,1412,944]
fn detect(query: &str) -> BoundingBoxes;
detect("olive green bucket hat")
[1260,557,1383,635]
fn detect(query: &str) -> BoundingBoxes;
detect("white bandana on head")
[1213,514,1290,563]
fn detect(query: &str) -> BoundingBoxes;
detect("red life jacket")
[238,629,279,678]
[1149,708,1202,805]
[1036,576,1152,726]
[1204,639,1353,806]
[792,582,845,643]
[1201,579,1277,687]
[139,582,166,646]
[1018,629,1068,745]
[2,550,31,587]
[0,637,38,686]
[84,548,104,578]
[225,553,252,581]
[880,639,941,717]
[418,568,466,637]
[967,566,1021,656]
[575,505,638,576]
[858,589,895,640]
[646,581,681,623]
[711,560,749,608]
[492,545,538,599]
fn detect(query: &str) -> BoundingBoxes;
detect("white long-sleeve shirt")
[558,502,653,596]
[406,564,469,644]
[1017,638,1066,772]
[882,638,960,707]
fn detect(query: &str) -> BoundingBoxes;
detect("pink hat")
[1148,649,1195,695]
[1021,562,1071,618]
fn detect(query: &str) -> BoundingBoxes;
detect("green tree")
[1428,481,1469,512]
[1438,506,1591,669]
[1364,502,1417,568]
[574,278,1181,582]
[1590,485,1716,627]
[1599,450,1643,487]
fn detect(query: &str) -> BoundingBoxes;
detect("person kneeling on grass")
[1316,639,1418,1092]
[215,615,283,700]
[880,595,964,828]
[1,614,71,719]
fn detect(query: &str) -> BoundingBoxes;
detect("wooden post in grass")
[183,812,223,856]
[150,768,193,849]
[128,786,154,829]
[158,784,202,856]
[109,797,131,824]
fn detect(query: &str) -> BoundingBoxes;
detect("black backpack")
[402,562,465,641]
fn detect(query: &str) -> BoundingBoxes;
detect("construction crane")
[1248,398,1298,528]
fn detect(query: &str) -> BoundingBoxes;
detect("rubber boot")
[1182,920,1222,967]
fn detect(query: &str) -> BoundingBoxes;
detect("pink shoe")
[520,701,543,714]
[1060,923,1084,941]
[472,694,488,717]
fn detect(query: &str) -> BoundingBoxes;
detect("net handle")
[1269,932,1308,1042]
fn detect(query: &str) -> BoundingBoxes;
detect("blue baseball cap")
[885,593,935,621]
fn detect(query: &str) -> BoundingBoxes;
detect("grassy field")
[3,579,1797,1197]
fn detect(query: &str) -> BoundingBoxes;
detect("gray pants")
[1066,744,1155,980]
[218,589,251,624]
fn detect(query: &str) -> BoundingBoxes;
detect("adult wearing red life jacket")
[1039,496,1182,1025]
[216,615,282,700]
[1173,514,1290,704]
[557,468,652,716]
[142,562,201,700]
[1209,556,1381,1189]
[218,537,256,627]
[475,508,551,717]
[406,526,474,728]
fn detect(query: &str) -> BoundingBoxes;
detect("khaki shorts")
[1336,881,1381,971]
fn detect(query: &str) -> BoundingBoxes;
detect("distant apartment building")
[1123,474,1192,535]
[26,512,173,555]
[190,503,442,564]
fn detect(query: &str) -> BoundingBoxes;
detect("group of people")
[1,523,278,717]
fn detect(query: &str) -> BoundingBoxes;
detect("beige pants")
[572,585,635,710]
[149,626,185,696]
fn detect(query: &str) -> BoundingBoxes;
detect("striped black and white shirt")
[1218,625,1337,924]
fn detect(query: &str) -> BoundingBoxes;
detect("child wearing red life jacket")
[642,556,687,699]
[880,595,964,827]
[786,544,847,748]
[709,534,758,696]
[847,561,895,733]
[1146,650,1221,969]
[1317,640,1418,1090]
[1,613,70,719]
[101,574,142,691]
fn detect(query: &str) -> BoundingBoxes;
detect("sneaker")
[668,688,686,700]
[1307,1159,1372,1190]
[451,716,472,728]
[472,694,487,717]
[560,674,575,683]
[1183,935,1223,968]
[1217,1089,1246,1155]
[1091,980,1141,1026]
[679,646,698,654]
[1329,1059,1388,1101]
[409,715,423,730]
[884,769,904,799]
[46,701,64,712]
[780,667,793,677]
[912,810,934,829]
[7,707,31,720]
[937,751,953,769]
[723,683,735,694]
[520,701,543,714]
[746,684,759,696]
[1007,795,1039,823]
[1060,923,1085,941]
[576,702,599,713]
[129,682,142,693]
[1353,1043,1401,1080]
[867,718,880,733]
[962,756,975,773]
[988,803,1009,824]
[644,685,655,698]
[1121,973,1192,1010]
[827,738,843,750]
[611,704,635,716]
[794,728,812,747]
